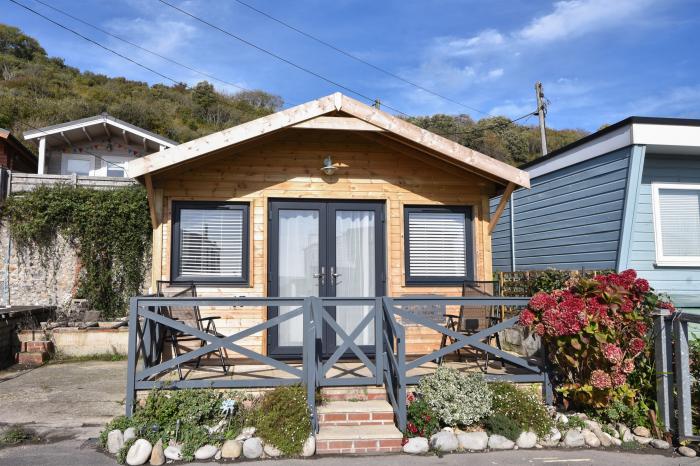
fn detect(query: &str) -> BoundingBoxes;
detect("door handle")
[330,266,341,285]
[313,266,326,285]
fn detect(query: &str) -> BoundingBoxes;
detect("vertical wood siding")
[490,147,633,271]
[151,129,497,355]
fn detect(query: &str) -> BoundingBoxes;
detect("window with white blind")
[652,183,700,266]
[171,201,249,283]
[404,206,473,284]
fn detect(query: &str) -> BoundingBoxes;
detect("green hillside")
[0,24,587,165]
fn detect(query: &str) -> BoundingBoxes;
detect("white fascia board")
[631,123,700,148]
[24,115,177,148]
[527,124,633,178]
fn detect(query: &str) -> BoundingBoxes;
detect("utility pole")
[535,82,548,155]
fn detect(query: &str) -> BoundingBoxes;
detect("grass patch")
[48,352,127,364]
[0,425,38,447]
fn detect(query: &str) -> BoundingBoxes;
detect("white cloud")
[433,0,655,58]
[104,17,197,56]
[517,0,653,43]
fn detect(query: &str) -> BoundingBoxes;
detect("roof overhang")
[23,114,177,153]
[128,93,530,189]
[524,116,700,178]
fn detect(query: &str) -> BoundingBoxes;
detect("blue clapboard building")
[491,117,700,325]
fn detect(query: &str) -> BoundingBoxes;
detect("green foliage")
[405,396,439,438]
[406,114,588,167]
[530,270,575,294]
[417,367,492,427]
[0,25,283,147]
[254,385,311,456]
[0,425,36,446]
[1,184,151,318]
[98,415,133,448]
[566,415,587,430]
[598,400,650,429]
[116,438,135,465]
[489,383,554,438]
[484,413,521,441]
[100,389,226,461]
[689,339,699,429]
[0,24,45,60]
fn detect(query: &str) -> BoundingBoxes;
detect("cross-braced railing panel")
[125,294,547,434]
[312,297,383,387]
[125,296,314,419]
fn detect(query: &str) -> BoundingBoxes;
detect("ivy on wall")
[1,184,151,318]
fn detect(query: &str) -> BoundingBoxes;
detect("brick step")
[316,424,403,454]
[16,351,49,366]
[320,386,387,402]
[21,341,54,353]
[317,400,395,426]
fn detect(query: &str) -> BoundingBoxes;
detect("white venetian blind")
[658,188,700,257]
[408,211,467,277]
[179,208,244,277]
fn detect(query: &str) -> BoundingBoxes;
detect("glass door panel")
[277,209,320,347]
[334,210,375,346]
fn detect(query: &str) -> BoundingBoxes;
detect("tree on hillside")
[0,24,45,60]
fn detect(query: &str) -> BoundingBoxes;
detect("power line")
[156,0,412,117]
[8,0,181,85]
[9,0,542,147]
[230,0,492,117]
[29,0,300,106]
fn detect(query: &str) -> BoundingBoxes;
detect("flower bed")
[99,386,314,465]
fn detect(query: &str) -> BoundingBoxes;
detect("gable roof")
[23,113,178,151]
[521,116,700,178]
[128,93,530,188]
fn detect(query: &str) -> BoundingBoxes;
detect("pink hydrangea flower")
[629,338,645,356]
[590,369,612,389]
[519,309,536,327]
[611,371,627,387]
[602,343,624,364]
[621,359,635,374]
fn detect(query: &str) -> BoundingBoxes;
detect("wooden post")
[37,137,46,174]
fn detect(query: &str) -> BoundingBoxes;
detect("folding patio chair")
[438,280,503,371]
[156,280,229,380]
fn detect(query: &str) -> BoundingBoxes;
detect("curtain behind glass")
[278,210,319,347]
[335,210,375,346]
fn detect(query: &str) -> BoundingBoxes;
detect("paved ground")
[0,361,697,465]
[0,440,697,466]
[0,360,126,440]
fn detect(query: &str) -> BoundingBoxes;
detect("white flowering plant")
[417,367,492,426]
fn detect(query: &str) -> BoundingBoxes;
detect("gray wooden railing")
[655,310,700,442]
[126,295,543,432]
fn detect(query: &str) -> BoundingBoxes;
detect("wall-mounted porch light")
[321,155,337,176]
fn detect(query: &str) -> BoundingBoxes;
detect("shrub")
[254,385,311,455]
[99,389,226,462]
[490,383,553,437]
[484,414,521,441]
[405,394,439,438]
[600,400,650,429]
[417,367,491,427]
[519,269,674,410]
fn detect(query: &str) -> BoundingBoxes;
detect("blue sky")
[5,0,700,131]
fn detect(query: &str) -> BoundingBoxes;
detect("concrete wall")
[1,227,79,310]
[491,147,632,271]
